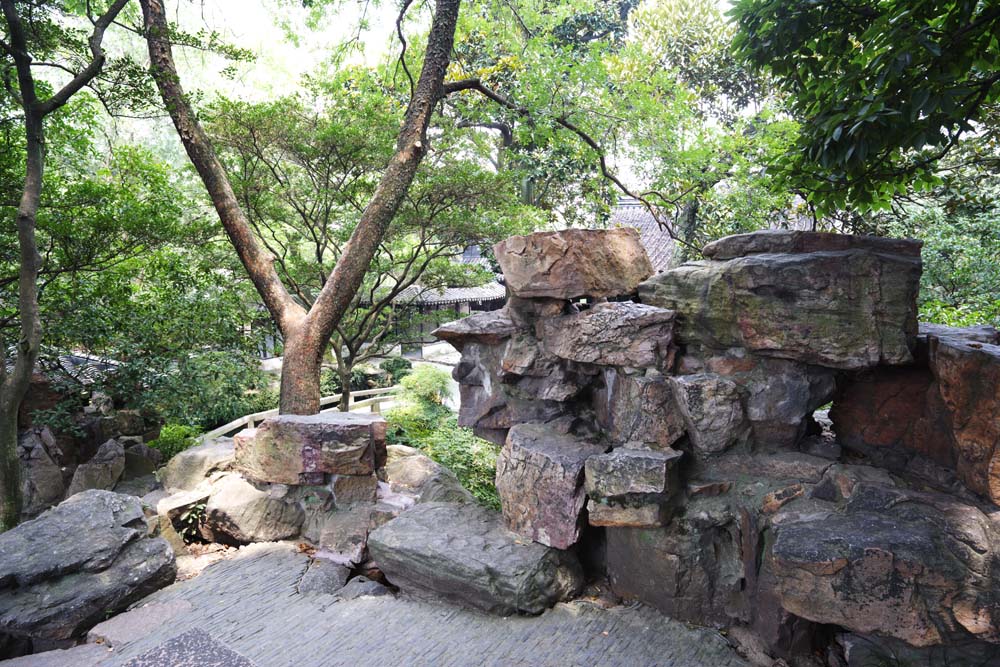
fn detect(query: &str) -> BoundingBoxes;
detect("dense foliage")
[386,365,500,508]
[731,0,1000,214]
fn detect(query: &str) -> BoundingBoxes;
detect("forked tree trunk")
[141,0,462,415]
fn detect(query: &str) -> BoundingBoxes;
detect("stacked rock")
[435,227,686,550]
[437,227,1000,665]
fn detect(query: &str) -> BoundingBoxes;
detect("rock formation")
[0,491,176,650]
[436,228,1000,665]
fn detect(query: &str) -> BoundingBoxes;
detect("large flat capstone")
[639,230,922,369]
[494,228,654,299]
[235,412,387,485]
[368,503,583,615]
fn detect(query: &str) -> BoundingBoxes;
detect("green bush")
[149,423,202,461]
[386,376,499,509]
[107,350,272,431]
[399,364,451,407]
[379,357,413,384]
[320,367,372,396]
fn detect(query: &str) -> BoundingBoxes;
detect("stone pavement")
[7,542,748,667]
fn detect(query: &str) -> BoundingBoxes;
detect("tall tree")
[204,84,526,409]
[140,0,462,415]
[0,0,129,527]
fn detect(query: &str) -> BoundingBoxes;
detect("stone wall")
[435,228,1000,666]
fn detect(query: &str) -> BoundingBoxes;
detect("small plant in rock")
[149,424,201,462]
[178,502,206,542]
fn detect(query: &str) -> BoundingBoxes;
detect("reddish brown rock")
[16,373,65,429]
[760,484,804,514]
[496,423,606,549]
[929,333,1000,503]
[832,324,1000,504]
[234,413,386,485]
[831,367,955,467]
[587,500,669,528]
[494,228,654,299]
[768,484,1000,647]
[540,302,675,369]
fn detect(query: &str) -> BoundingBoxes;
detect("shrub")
[149,423,201,461]
[386,372,499,509]
[379,356,413,384]
[320,366,373,396]
[420,416,500,509]
[399,364,451,408]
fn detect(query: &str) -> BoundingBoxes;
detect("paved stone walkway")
[9,543,748,667]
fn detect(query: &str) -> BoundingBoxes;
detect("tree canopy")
[731,0,1000,213]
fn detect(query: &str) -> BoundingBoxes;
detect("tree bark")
[0,0,127,527]
[141,0,463,415]
[0,107,42,528]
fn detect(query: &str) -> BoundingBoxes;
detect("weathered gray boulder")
[768,484,1000,647]
[639,231,922,369]
[494,228,654,299]
[584,447,682,500]
[235,413,386,485]
[496,423,606,549]
[297,558,351,595]
[301,504,376,565]
[702,229,922,261]
[122,442,163,480]
[385,445,475,504]
[670,374,749,454]
[328,474,378,506]
[114,409,146,436]
[65,439,125,497]
[432,308,521,351]
[606,495,745,626]
[594,372,686,449]
[202,473,305,544]
[740,358,837,447]
[368,503,583,615]
[159,437,234,492]
[0,490,175,641]
[540,301,675,369]
[18,428,65,519]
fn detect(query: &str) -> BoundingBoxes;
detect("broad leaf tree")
[203,78,527,409]
[140,0,463,414]
[731,0,1000,213]
[0,0,130,527]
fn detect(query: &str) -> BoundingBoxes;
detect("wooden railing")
[198,385,402,442]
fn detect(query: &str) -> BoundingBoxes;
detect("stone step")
[368,502,584,615]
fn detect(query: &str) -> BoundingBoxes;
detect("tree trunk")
[141,0,462,415]
[0,108,43,530]
[338,363,352,412]
[0,0,126,528]
[278,327,324,415]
